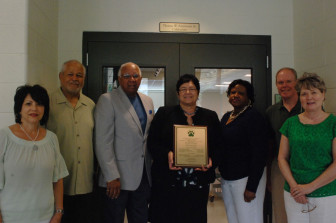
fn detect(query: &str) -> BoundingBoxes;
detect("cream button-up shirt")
[48,88,95,195]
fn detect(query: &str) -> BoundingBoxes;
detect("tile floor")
[124,195,228,223]
[124,183,229,223]
[207,193,228,223]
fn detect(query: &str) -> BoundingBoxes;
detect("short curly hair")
[14,85,50,125]
[227,79,255,104]
[296,72,326,94]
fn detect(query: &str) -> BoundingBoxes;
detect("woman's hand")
[290,184,314,198]
[293,195,308,204]
[49,212,62,223]
[195,158,212,172]
[52,180,63,223]
[244,189,256,202]
[168,151,182,170]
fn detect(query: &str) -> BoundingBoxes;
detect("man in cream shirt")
[48,60,95,223]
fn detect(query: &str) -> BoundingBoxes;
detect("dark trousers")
[61,193,93,223]
[150,183,210,223]
[101,170,150,223]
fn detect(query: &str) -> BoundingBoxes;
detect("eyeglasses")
[179,88,197,93]
[121,73,140,79]
[301,201,316,213]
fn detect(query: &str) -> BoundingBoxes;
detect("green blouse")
[280,114,336,197]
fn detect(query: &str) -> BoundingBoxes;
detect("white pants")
[284,191,336,223]
[221,168,266,223]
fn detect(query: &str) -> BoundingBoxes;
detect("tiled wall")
[293,0,336,113]
[0,0,27,127]
[27,0,59,92]
[0,0,58,128]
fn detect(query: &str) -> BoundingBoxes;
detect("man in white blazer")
[94,62,154,223]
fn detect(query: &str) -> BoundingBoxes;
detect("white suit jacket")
[94,87,154,190]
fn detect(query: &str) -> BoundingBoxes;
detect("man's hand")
[106,178,121,199]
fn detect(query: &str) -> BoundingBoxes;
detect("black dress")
[148,105,221,223]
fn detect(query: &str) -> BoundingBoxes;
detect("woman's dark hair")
[227,79,255,104]
[14,85,50,125]
[176,74,200,93]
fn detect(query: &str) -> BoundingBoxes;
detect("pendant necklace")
[19,124,39,151]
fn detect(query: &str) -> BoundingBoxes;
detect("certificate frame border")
[173,124,208,168]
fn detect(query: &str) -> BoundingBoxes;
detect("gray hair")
[60,60,86,75]
[117,62,142,77]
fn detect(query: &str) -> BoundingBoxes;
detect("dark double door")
[83,32,271,113]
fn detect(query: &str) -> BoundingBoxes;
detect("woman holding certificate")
[148,74,221,223]
[218,79,268,223]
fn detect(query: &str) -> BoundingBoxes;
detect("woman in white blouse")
[0,85,68,223]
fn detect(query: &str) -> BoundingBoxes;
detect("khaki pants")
[271,160,288,223]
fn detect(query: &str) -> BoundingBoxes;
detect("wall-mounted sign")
[159,22,200,33]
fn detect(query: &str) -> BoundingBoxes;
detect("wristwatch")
[55,208,64,215]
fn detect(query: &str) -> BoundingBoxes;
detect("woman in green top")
[278,73,336,223]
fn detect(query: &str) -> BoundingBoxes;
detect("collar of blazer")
[117,87,147,135]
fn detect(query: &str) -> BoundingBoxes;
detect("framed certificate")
[174,125,208,167]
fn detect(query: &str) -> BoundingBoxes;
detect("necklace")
[19,124,39,151]
[229,104,251,121]
[183,107,198,116]
[301,111,328,124]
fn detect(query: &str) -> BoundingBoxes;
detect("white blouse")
[0,127,69,223]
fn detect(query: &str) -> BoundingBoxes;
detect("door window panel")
[103,67,165,112]
[195,68,251,118]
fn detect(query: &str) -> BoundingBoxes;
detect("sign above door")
[159,22,200,33]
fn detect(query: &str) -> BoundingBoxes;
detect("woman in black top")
[219,79,268,223]
[148,74,221,223]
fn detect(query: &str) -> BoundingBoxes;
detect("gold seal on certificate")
[174,124,208,167]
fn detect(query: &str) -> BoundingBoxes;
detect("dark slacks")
[150,182,210,223]
[101,169,150,223]
[61,193,93,223]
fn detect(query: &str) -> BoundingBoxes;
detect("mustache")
[69,80,80,85]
